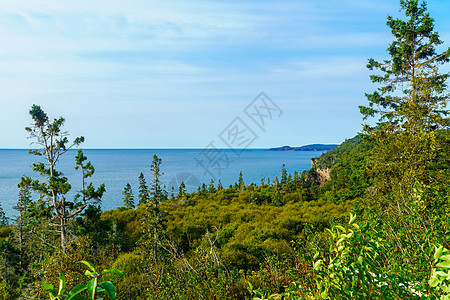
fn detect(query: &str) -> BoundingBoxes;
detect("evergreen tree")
[217,180,223,190]
[122,183,135,209]
[0,202,7,227]
[360,0,450,134]
[360,0,450,261]
[19,105,104,252]
[360,0,450,208]
[201,183,207,195]
[208,179,216,194]
[293,171,300,187]
[272,176,282,206]
[149,155,166,205]
[138,172,150,205]
[177,182,186,199]
[238,171,245,191]
[145,155,167,263]
[281,164,288,186]
[13,186,33,269]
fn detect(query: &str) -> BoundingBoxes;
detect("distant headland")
[265,144,338,151]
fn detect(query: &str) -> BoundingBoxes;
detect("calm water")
[0,149,320,217]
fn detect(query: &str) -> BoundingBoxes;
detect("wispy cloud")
[0,0,448,148]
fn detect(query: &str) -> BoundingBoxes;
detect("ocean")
[0,149,321,217]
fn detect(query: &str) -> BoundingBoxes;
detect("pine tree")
[177,182,186,199]
[293,171,300,187]
[217,180,223,190]
[208,179,216,194]
[19,105,104,252]
[360,0,450,133]
[0,202,7,227]
[13,186,33,269]
[149,155,165,205]
[280,164,287,186]
[360,0,450,260]
[360,0,450,209]
[122,183,135,209]
[272,176,282,206]
[201,183,207,195]
[144,155,167,263]
[138,172,150,205]
[238,171,245,191]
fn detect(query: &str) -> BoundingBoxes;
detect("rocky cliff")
[308,157,331,186]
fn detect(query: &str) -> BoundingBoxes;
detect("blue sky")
[1,0,449,148]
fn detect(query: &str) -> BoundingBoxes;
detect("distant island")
[265,144,339,151]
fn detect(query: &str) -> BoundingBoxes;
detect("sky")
[0,0,449,149]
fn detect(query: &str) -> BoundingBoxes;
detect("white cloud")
[1,0,445,148]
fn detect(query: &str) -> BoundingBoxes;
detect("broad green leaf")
[434,245,444,260]
[87,278,97,300]
[349,213,356,225]
[335,225,346,232]
[313,259,323,271]
[247,281,253,292]
[439,255,450,262]
[98,281,116,300]
[84,270,96,278]
[79,261,97,273]
[43,281,54,291]
[357,256,363,265]
[436,261,450,268]
[58,272,66,296]
[66,284,88,300]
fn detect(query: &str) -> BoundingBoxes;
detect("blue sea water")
[0,149,321,217]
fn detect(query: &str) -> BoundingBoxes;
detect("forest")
[1,0,450,299]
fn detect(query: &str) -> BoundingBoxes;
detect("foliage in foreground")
[43,261,125,300]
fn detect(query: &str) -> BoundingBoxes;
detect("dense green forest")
[1,0,450,299]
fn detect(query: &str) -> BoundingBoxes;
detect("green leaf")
[436,261,450,269]
[84,270,96,278]
[429,276,440,287]
[435,271,448,277]
[58,272,66,296]
[87,278,97,300]
[79,261,97,273]
[314,259,323,271]
[435,245,444,260]
[101,269,127,277]
[313,252,320,260]
[335,225,346,232]
[439,255,450,262]
[247,281,253,292]
[98,281,116,300]
[349,213,356,225]
[66,284,88,300]
[358,256,363,265]
[43,281,54,291]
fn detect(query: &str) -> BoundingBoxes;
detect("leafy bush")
[43,261,125,300]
